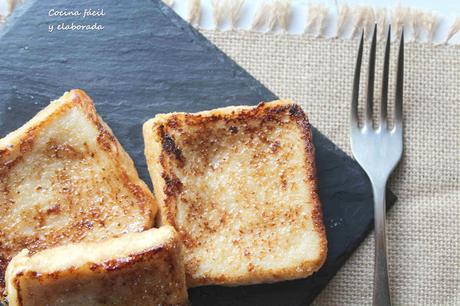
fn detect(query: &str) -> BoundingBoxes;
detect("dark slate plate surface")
[0,0,396,305]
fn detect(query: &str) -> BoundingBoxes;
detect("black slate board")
[0,0,396,305]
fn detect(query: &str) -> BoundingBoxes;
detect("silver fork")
[350,25,404,306]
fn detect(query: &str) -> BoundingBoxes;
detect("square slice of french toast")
[143,100,327,286]
[0,89,157,294]
[6,226,188,306]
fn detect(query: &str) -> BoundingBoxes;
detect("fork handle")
[372,180,392,306]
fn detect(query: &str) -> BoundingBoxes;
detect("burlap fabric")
[201,30,460,306]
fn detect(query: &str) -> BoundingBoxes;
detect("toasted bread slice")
[143,100,327,286]
[0,89,157,294]
[5,226,188,306]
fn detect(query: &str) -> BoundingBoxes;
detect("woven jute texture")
[201,30,460,306]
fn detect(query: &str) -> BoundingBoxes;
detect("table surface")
[0,1,458,305]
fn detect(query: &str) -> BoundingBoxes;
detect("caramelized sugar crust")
[5,226,187,306]
[0,90,157,294]
[144,101,327,286]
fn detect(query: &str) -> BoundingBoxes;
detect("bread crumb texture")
[0,90,157,295]
[5,226,188,306]
[144,100,327,286]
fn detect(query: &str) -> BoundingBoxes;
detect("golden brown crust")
[292,104,328,273]
[6,227,188,306]
[144,100,327,287]
[0,90,157,295]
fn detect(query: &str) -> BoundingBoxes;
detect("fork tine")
[351,31,364,128]
[394,29,404,129]
[365,24,377,128]
[380,26,391,129]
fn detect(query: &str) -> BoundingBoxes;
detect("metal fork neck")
[372,181,392,306]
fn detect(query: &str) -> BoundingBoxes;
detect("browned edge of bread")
[0,89,158,296]
[143,100,328,286]
[6,226,188,306]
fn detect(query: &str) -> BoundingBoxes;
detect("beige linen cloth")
[201,30,460,305]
